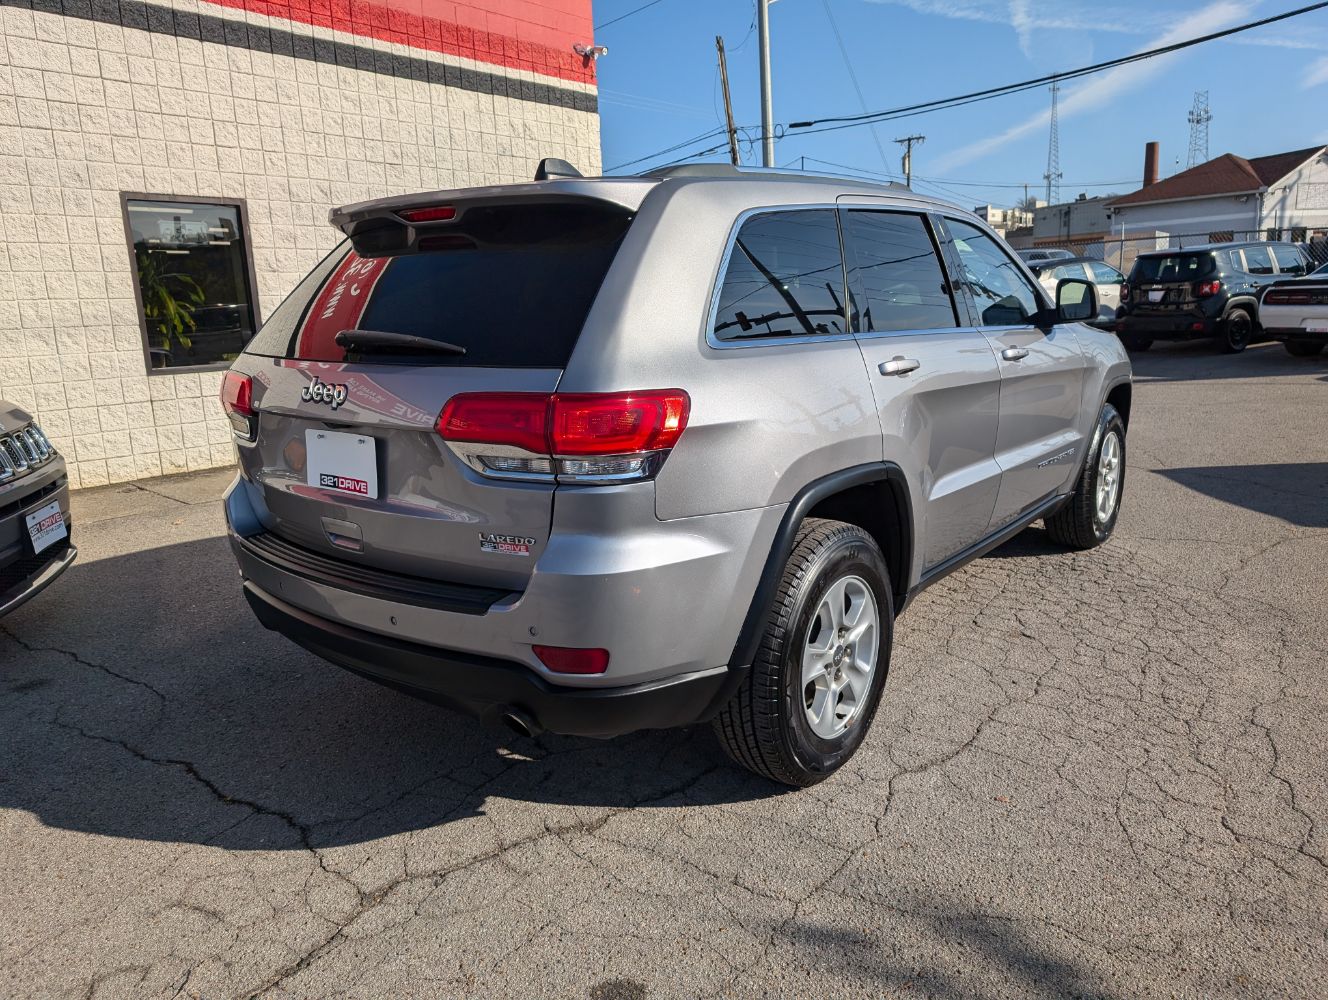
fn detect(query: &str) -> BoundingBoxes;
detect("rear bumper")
[243,581,728,738]
[1262,327,1328,343]
[1117,312,1218,339]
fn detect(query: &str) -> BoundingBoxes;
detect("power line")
[607,2,1328,174]
[594,0,669,32]
[784,2,1328,137]
[818,0,893,177]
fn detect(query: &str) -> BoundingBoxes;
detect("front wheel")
[1285,340,1325,358]
[1044,403,1126,550]
[713,519,893,787]
[1219,309,1252,353]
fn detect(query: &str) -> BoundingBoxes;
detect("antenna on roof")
[535,158,583,181]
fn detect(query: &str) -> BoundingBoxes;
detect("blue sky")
[590,0,1328,209]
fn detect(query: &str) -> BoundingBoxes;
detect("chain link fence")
[1016,228,1328,275]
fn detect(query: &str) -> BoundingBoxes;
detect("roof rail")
[640,162,909,189]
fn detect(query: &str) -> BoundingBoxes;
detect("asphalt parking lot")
[2,341,1326,1000]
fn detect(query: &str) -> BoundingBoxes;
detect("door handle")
[1001,347,1030,361]
[879,357,921,377]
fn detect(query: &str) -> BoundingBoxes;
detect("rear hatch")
[232,197,635,590]
[1126,250,1221,314]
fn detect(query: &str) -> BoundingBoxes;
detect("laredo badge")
[479,532,536,556]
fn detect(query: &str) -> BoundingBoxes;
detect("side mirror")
[1055,278,1098,323]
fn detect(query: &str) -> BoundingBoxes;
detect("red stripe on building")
[197,0,598,85]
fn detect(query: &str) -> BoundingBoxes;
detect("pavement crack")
[2,624,167,704]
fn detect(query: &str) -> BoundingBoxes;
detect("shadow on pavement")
[0,536,781,852]
[1128,340,1327,383]
[1156,462,1328,528]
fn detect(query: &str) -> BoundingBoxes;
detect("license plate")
[1305,323,1328,333]
[25,500,67,555]
[306,429,379,499]
[1147,289,1165,303]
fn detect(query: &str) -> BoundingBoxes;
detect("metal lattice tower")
[1186,91,1212,169]
[1043,80,1062,205]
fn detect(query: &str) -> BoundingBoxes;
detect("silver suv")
[222,164,1131,786]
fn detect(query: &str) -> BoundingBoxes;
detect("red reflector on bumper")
[533,645,610,674]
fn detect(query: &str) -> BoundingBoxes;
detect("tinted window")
[126,198,258,372]
[1271,245,1305,275]
[243,203,632,366]
[843,211,956,333]
[947,219,1040,326]
[1088,261,1123,284]
[1129,253,1217,282]
[713,210,847,340]
[1242,246,1274,275]
[1051,262,1089,282]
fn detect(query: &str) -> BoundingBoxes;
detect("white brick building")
[0,0,600,486]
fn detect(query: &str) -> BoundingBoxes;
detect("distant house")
[1108,143,1328,245]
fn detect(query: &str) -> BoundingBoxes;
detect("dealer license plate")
[1147,289,1165,303]
[306,429,379,499]
[1304,323,1328,333]
[25,500,67,554]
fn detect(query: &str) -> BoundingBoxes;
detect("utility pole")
[715,36,740,166]
[757,0,774,167]
[895,134,924,187]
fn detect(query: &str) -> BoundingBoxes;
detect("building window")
[124,196,259,372]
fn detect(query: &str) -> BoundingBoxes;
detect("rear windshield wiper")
[335,329,468,356]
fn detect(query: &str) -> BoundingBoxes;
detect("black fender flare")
[698,462,913,720]
[1222,297,1259,323]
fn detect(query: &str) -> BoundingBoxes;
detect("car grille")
[0,425,56,482]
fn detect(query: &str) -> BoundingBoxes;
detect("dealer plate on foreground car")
[25,500,67,554]
[306,429,378,499]
[1306,323,1328,333]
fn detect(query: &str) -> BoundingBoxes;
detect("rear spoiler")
[329,177,656,256]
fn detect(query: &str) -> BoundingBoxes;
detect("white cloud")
[932,1,1250,172]
[1009,0,1034,58]
[1305,56,1328,89]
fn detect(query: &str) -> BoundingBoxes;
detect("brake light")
[533,645,609,675]
[1120,284,1131,302]
[551,392,689,455]
[1264,290,1311,306]
[1196,280,1222,298]
[220,371,255,438]
[436,390,691,483]
[398,205,456,223]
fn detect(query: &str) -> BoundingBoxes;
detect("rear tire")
[1120,334,1153,352]
[1285,340,1325,358]
[713,519,893,787]
[1044,403,1126,550]
[1218,308,1252,353]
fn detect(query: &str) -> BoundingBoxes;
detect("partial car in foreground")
[222,163,1131,786]
[1258,262,1328,357]
[0,404,74,616]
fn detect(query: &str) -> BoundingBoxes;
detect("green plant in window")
[136,248,206,354]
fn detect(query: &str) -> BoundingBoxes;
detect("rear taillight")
[533,645,610,675]
[437,390,690,483]
[1196,279,1222,298]
[220,371,255,439]
[1120,283,1131,303]
[1263,290,1311,306]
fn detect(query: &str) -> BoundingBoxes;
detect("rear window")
[243,203,632,366]
[1129,252,1216,283]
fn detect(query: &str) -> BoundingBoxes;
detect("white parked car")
[1258,262,1328,357]
[1017,248,1075,263]
[1025,257,1124,322]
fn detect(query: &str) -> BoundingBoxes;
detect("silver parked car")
[222,163,1131,786]
[0,403,74,616]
